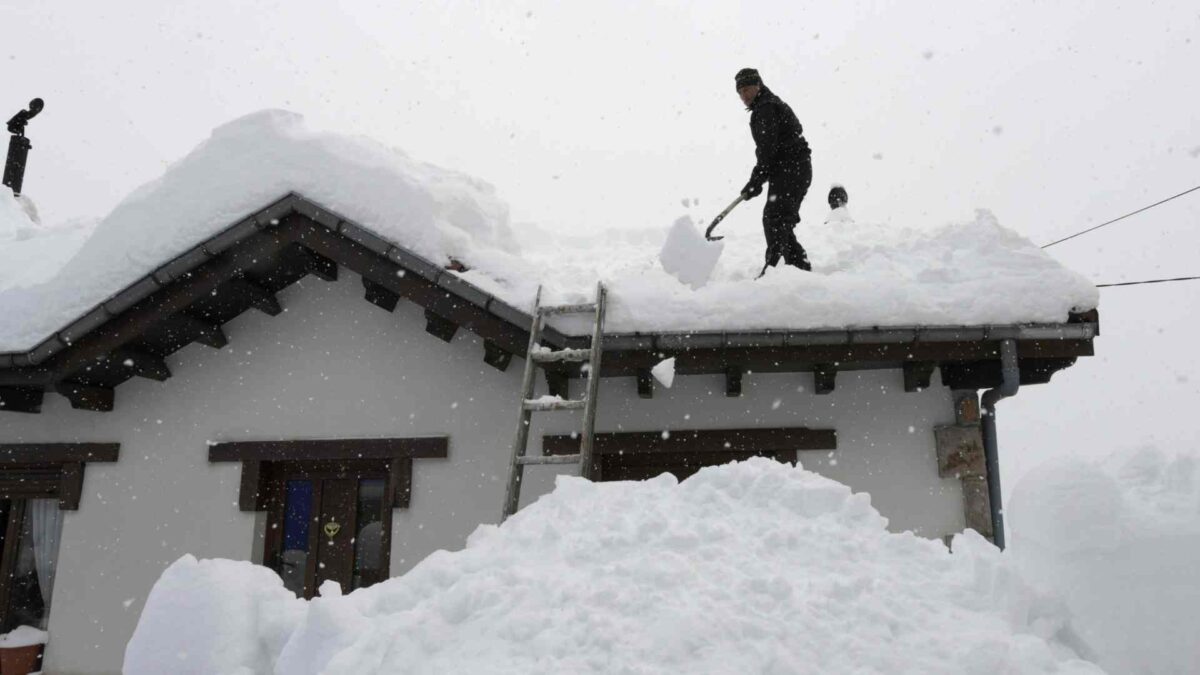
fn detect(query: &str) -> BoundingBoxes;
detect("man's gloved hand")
[741,181,763,200]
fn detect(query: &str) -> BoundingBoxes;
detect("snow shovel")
[703,195,745,241]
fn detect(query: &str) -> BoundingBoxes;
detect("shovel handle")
[704,195,745,241]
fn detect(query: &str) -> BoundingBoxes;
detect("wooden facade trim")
[209,437,448,511]
[0,443,120,509]
[544,427,837,456]
[208,437,448,462]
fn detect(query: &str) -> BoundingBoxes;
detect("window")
[0,443,119,632]
[208,437,447,599]
[0,499,62,632]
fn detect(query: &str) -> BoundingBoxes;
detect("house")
[0,111,1098,674]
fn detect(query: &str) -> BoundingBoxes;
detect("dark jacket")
[746,86,811,190]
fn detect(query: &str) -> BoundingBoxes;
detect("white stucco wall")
[0,271,961,674]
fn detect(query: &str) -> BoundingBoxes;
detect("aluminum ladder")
[500,281,607,522]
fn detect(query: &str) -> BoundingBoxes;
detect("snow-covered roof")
[0,110,1099,357]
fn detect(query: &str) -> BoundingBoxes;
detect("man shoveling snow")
[736,67,814,276]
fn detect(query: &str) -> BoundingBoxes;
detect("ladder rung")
[523,397,587,411]
[517,453,583,466]
[531,347,591,363]
[541,303,597,316]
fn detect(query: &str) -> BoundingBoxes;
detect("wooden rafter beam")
[424,309,458,342]
[160,312,228,349]
[54,381,114,412]
[725,366,743,397]
[813,364,837,395]
[545,370,570,399]
[903,361,936,392]
[297,245,338,282]
[0,387,43,414]
[225,277,282,316]
[362,278,400,312]
[636,368,653,399]
[483,340,513,372]
[108,348,171,382]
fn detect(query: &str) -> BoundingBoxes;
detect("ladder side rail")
[501,287,544,521]
[577,282,607,480]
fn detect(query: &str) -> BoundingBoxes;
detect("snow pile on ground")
[1009,446,1200,674]
[125,459,1101,675]
[0,110,1098,353]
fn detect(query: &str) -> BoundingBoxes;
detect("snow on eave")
[0,194,1099,371]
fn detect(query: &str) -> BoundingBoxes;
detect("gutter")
[981,338,1019,549]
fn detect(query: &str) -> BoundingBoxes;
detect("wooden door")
[313,479,357,594]
[268,469,392,599]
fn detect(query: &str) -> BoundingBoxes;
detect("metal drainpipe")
[980,338,1019,549]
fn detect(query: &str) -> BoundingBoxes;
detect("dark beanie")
[735,68,762,90]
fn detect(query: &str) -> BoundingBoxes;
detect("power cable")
[1041,184,1200,249]
[1096,275,1200,288]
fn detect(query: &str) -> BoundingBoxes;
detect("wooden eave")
[0,193,1099,413]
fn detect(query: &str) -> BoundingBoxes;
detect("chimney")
[4,98,44,197]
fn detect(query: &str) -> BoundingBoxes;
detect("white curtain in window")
[28,499,62,607]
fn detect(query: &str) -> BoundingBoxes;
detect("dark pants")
[762,158,812,271]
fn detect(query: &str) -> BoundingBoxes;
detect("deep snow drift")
[124,459,1101,675]
[1008,446,1200,674]
[0,110,1096,353]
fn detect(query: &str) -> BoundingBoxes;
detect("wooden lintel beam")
[54,382,114,412]
[109,348,172,382]
[544,427,837,456]
[0,387,44,414]
[813,364,837,395]
[725,366,743,397]
[226,277,282,316]
[362,278,400,312]
[636,368,654,399]
[903,361,937,392]
[209,436,449,462]
[424,309,459,342]
[483,340,513,372]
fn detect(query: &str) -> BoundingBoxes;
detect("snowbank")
[125,459,1101,674]
[1009,446,1200,674]
[0,110,1098,353]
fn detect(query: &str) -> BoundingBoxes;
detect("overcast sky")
[3,1,1198,497]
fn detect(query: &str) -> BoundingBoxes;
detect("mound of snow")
[125,459,1101,674]
[0,110,517,352]
[1009,446,1200,674]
